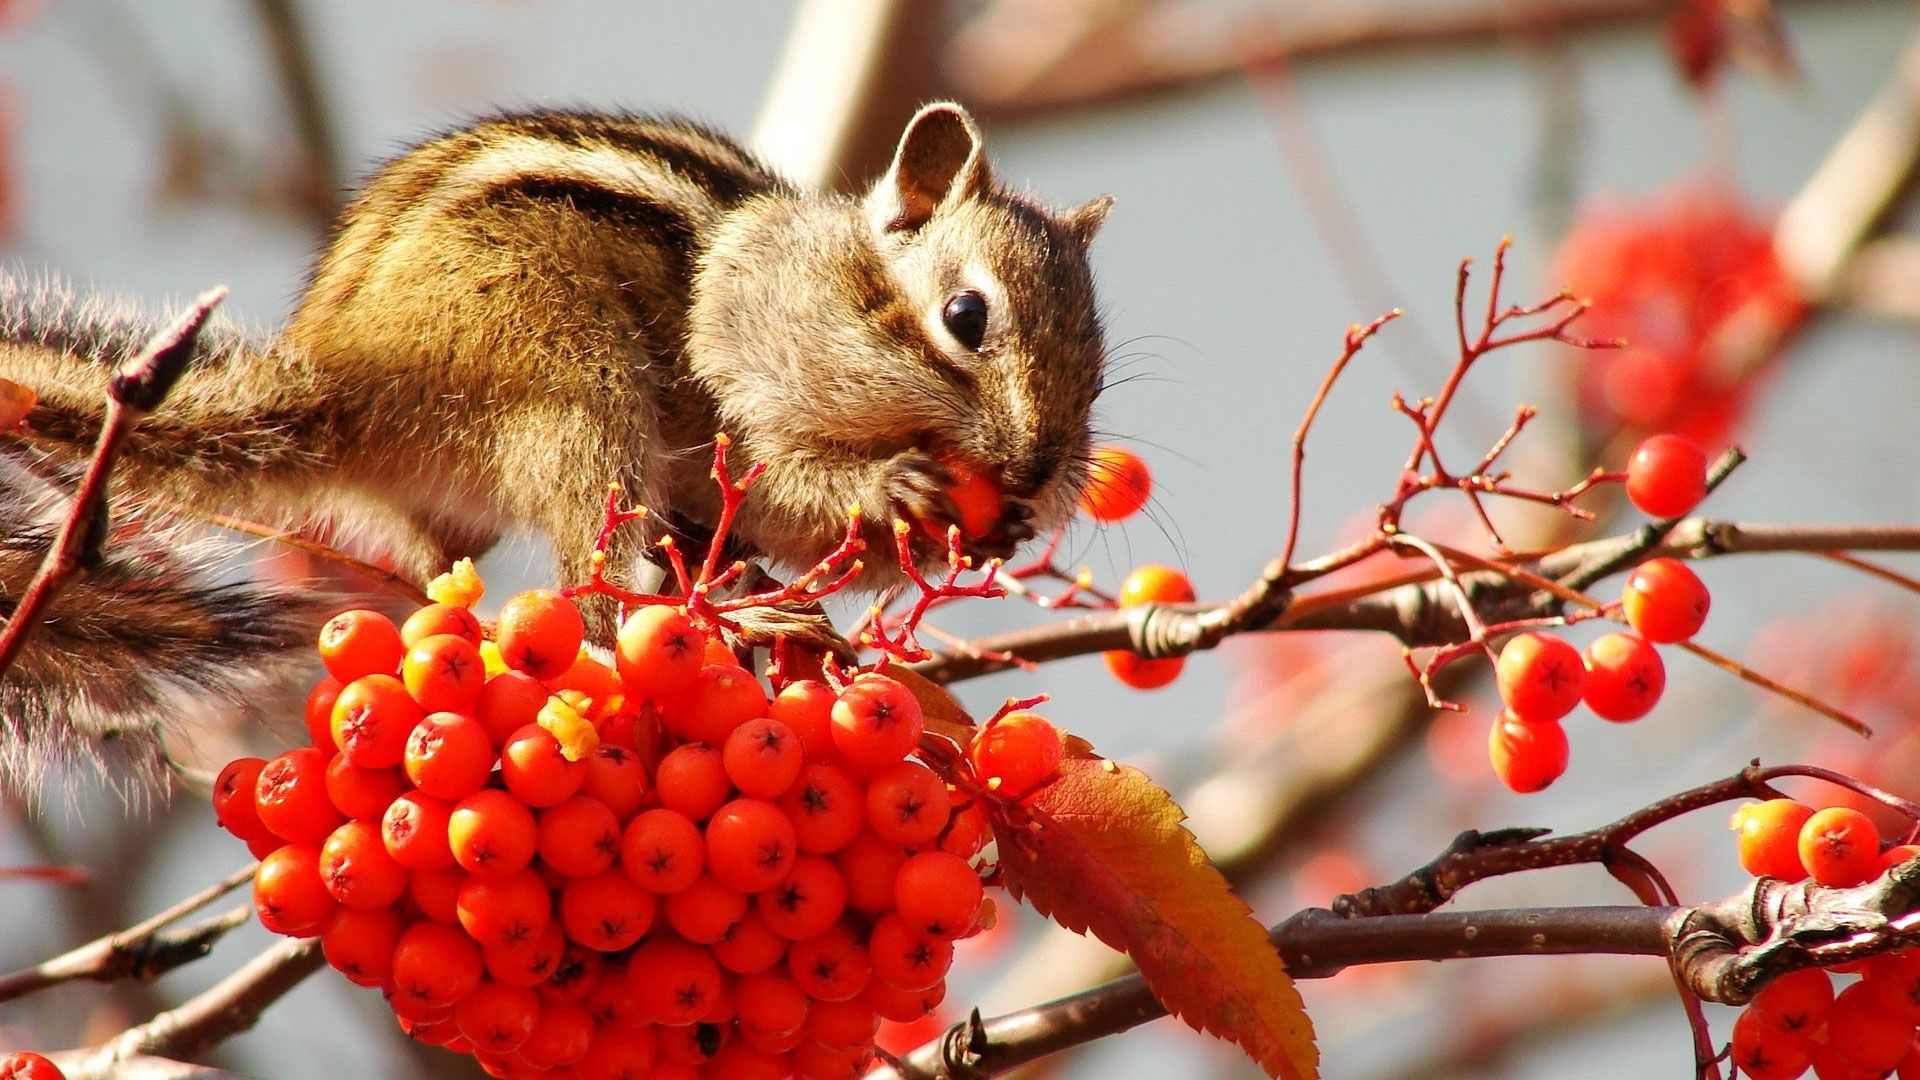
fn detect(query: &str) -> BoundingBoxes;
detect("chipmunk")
[0,102,1113,791]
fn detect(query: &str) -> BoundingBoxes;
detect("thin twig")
[0,863,257,1003]
[76,938,323,1071]
[0,288,227,679]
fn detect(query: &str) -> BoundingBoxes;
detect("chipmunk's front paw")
[880,450,960,532]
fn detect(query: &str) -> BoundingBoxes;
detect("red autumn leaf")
[990,748,1317,1079]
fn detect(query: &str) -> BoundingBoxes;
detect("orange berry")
[830,675,924,774]
[581,743,650,821]
[408,866,464,924]
[1732,800,1815,881]
[937,455,1003,541]
[615,605,708,698]
[1103,650,1184,690]
[573,1025,660,1079]
[656,743,732,821]
[707,798,799,893]
[781,762,865,855]
[621,807,706,893]
[771,679,837,761]
[737,971,811,1039]
[516,999,593,1069]
[1799,807,1882,888]
[449,789,539,877]
[401,602,483,648]
[323,757,406,822]
[1487,714,1569,793]
[403,711,495,800]
[868,913,952,992]
[319,905,402,988]
[1079,445,1152,523]
[255,746,344,843]
[558,870,656,952]
[500,722,587,807]
[304,677,343,751]
[1119,565,1195,606]
[864,761,949,847]
[627,938,723,1026]
[1622,557,1710,643]
[1828,980,1914,1072]
[758,853,848,942]
[713,908,789,975]
[893,851,982,939]
[837,832,908,915]
[663,664,770,745]
[664,873,750,944]
[318,608,406,682]
[317,819,408,909]
[497,589,585,680]
[454,980,540,1056]
[1581,632,1665,722]
[330,674,425,769]
[1494,632,1586,724]
[213,756,272,844]
[483,919,566,987]
[253,842,335,936]
[786,923,872,1002]
[457,868,553,949]
[725,717,805,798]
[1730,1002,1814,1080]
[537,795,622,878]
[968,712,1063,796]
[475,671,549,748]
[402,633,486,713]
[1749,967,1834,1038]
[381,790,456,870]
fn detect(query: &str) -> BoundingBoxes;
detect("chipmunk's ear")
[1061,194,1114,249]
[867,102,990,234]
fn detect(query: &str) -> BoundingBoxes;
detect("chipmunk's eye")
[941,291,989,352]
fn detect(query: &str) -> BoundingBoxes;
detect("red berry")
[868,913,952,993]
[1103,651,1185,691]
[1732,800,1814,881]
[707,798,799,893]
[627,938,723,1026]
[757,854,849,942]
[1799,807,1882,888]
[663,664,769,746]
[317,819,408,908]
[893,851,983,939]
[212,756,272,843]
[1487,714,1569,793]
[454,979,540,1055]
[1494,632,1586,723]
[457,869,554,949]
[401,602,483,648]
[781,761,866,855]
[770,679,837,761]
[830,675,924,774]
[253,842,335,936]
[500,722,587,808]
[1120,564,1195,606]
[1622,557,1710,643]
[318,608,405,682]
[0,1052,67,1080]
[449,789,539,878]
[330,674,425,769]
[537,795,622,878]
[1626,433,1709,518]
[786,923,872,1002]
[255,747,344,843]
[558,870,657,952]
[725,717,805,798]
[1080,445,1151,523]
[403,711,495,800]
[1749,967,1834,1038]
[621,807,706,893]
[1827,980,1916,1072]
[496,589,585,680]
[1581,632,1665,722]
[864,761,950,847]
[475,671,549,748]
[321,905,403,987]
[1731,1002,1814,1080]
[656,743,733,821]
[615,604,708,698]
[382,791,456,871]
[968,712,1063,796]
[402,633,486,713]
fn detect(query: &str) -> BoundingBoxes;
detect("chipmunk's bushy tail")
[1,274,333,801]
[0,451,329,801]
